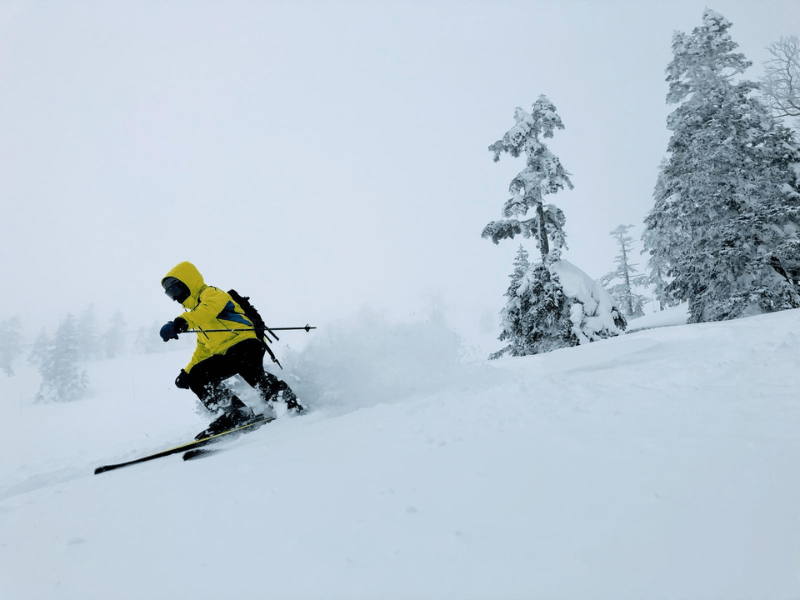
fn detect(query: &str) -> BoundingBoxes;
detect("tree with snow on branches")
[643,10,800,323]
[484,97,625,357]
[600,225,648,318]
[0,317,23,376]
[36,314,88,403]
[482,95,573,263]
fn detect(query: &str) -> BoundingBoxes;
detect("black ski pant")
[186,338,285,412]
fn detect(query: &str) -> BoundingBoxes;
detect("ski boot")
[195,396,256,440]
[279,385,305,414]
[259,401,277,421]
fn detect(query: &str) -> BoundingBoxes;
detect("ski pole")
[185,325,316,333]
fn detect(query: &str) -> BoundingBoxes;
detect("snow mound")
[627,303,690,332]
[551,259,625,342]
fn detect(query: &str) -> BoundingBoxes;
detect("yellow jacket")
[162,261,258,373]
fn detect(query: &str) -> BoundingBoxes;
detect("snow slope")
[2,309,800,599]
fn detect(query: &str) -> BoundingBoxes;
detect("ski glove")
[175,369,191,389]
[160,317,188,342]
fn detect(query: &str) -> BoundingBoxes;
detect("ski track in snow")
[2,307,800,599]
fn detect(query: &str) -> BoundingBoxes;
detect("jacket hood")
[162,261,206,309]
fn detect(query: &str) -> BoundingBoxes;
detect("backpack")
[228,289,282,369]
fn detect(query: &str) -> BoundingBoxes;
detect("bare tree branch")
[760,35,800,120]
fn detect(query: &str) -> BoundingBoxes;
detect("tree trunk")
[621,243,633,315]
[536,203,550,261]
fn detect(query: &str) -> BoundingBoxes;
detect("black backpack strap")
[263,341,283,370]
[228,288,283,369]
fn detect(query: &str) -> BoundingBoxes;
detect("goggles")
[163,277,190,303]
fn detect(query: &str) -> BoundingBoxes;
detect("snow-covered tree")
[492,252,583,359]
[483,97,576,357]
[36,314,88,403]
[600,225,648,318]
[104,311,126,359]
[493,245,531,358]
[28,328,51,368]
[77,304,101,361]
[643,10,800,323]
[760,35,800,126]
[641,166,683,312]
[481,95,573,262]
[134,321,171,355]
[492,245,568,358]
[644,262,678,312]
[135,324,154,355]
[484,97,626,357]
[0,317,23,376]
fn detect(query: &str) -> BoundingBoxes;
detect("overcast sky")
[1,0,798,343]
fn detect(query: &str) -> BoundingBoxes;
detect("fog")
[1,1,797,347]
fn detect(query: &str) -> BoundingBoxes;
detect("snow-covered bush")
[492,259,626,358]
[552,260,626,345]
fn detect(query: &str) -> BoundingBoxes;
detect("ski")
[182,448,220,461]
[94,415,274,475]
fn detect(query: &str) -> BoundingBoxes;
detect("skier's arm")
[179,287,230,373]
[185,341,211,373]
[177,287,229,331]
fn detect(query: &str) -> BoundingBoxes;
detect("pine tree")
[518,263,577,354]
[493,246,532,358]
[641,169,682,312]
[482,97,577,357]
[600,225,648,318]
[481,95,573,262]
[135,324,154,355]
[643,10,800,323]
[0,317,23,376]
[28,328,51,368]
[134,321,170,355]
[104,311,126,359]
[77,304,100,361]
[643,261,679,312]
[36,314,88,403]
[484,96,625,356]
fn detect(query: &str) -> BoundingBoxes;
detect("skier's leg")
[186,355,254,438]
[186,355,236,411]
[230,339,305,413]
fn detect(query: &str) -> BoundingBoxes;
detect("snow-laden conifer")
[28,328,50,368]
[104,311,126,359]
[0,317,23,376]
[643,9,800,323]
[643,261,679,312]
[77,304,101,360]
[134,320,181,355]
[600,225,648,318]
[492,245,531,358]
[36,314,88,403]
[484,97,625,357]
[642,168,682,312]
[482,96,573,260]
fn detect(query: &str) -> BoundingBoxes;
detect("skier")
[159,261,304,439]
